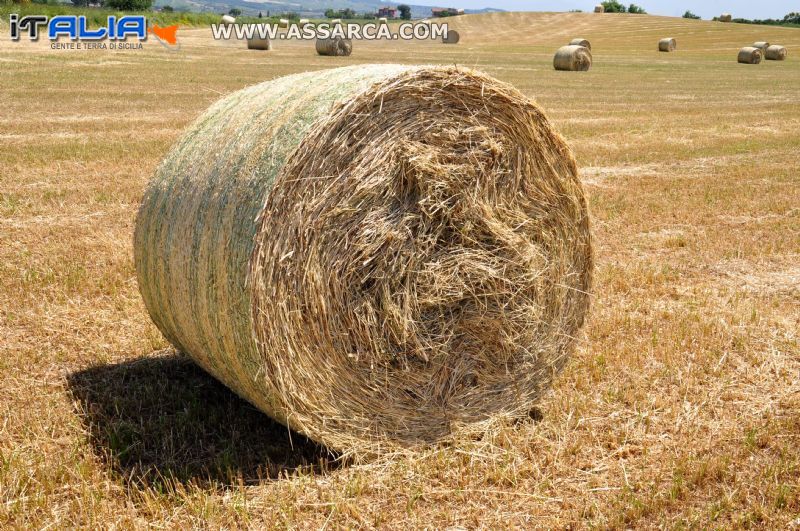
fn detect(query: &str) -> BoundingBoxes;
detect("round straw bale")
[720,13,732,22]
[569,38,591,50]
[378,17,388,24]
[554,45,592,71]
[134,65,593,452]
[330,18,342,25]
[298,18,310,27]
[315,36,352,56]
[658,38,676,52]
[594,5,604,13]
[753,41,770,53]
[220,14,235,25]
[278,18,289,28]
[738,46,762,64]
[442,29,460,44]
[247,37,271,50]
[765,45,787,60]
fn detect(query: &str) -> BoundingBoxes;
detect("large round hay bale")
[569,38,591,50]
[442,29,460,44]
[738,46,762,64]
[720,13,732,22]
[315,36,352,56]
[594,5,604,13]
[753,41,770,53]
[134,65,593,452]
[220,14,235,25]
[247,37,271,50]
[658,38,676,52]
[765,45,787,61]
[554,45,592,71]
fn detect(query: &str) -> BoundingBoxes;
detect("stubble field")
[1,11,799,528]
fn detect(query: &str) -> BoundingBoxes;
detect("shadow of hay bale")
[66,352,339,487]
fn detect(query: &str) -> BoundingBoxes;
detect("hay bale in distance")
[569,38,591,50]
[554,45,592,71]
[658,38,677,52]
[247,37,271,50]
[378,17,388,24]
[220,14,235,25]
[278,18,289,28]
[315,36,353,56]
[594,5,604,13]
[442,29,460,44]
[738,47,762,64]
[298,18,310,28]
[753,41,770,54]
[330,18,342,25]
[720,13,732,22]
[765,45,787,60]
[133,65,593,452]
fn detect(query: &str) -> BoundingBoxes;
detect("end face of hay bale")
[720,13,732,22]
[765,45,787,61]
[738,47,762,64]
[753,41,770,52]
[554,45,592,71]
[135,65,593,452]
[315,36,353,56]
[220,14,235,25]
[658,38,677,52]
[594,5,604,13]
[442,29,460,44]
[247,38,271,50]
[569,38,591,51]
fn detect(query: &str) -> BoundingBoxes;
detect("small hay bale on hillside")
[738,47,762,64]
[278,18,289,28]
[658,38,677,52]
[315,36,353,56]
[753,41,770,53]
[765,45,787,60]
[594,5,604,13]
[220,15,235,25]
[554,45,592,71]
[442,30,460,44]
[247,37,271,50]
[134,65,593,452]
[569,38,591,50]
[720,13,732,22]
[330,18,342,25]
[298,18,310,28]
[378,17,388,24]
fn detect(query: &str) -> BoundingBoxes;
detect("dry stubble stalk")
[134,65,593,453]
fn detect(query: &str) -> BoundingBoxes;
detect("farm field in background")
[1,11,799,528]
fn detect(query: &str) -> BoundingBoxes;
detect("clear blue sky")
[407,1,798,20]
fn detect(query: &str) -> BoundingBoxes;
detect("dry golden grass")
[1,11,798,528]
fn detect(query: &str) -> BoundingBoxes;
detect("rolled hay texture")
[594,5,604,13]
[753,41,770,53]
[315,36,353,56]
[220,14,235,25]
[554,45,592,71]
[569,38,591,50]
[442,30,460,44]
[134,65,593,452]
[765,45,787,60]
[738,47,762,64]
[658,38,676,52]
[720,13,732,22]
[247,37,271,50]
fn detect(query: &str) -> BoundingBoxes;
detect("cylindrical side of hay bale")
[720,13,732,22]
[594,5,604,13]
[220,14,235,25]
[765,45,787,60]
[315,36,353,56]
[134,65,593,451]
[298,18,310,27]
[442,29,460,44]
[753,41,770,53]
[378,17,388,24]
[738,47,762,64]
[278,18,289,28]
[554,45,592,71]
[569,38,591,50]
[658,38,676,52]
[330,18,341,25]
[247,37,271,50]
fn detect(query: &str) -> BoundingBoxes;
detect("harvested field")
[0,11,799,529]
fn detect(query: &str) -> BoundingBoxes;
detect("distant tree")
[784,12,800,24]
[627,4,646,14]
[228,8,241,16]
[105,0,152,10]
[398,4,411,20]
[682,10,700,19]
[71,0,90,6]
[325,8,335,18]
[601,1,626,13]
[258,11,262,18]
[161,4,173,11]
